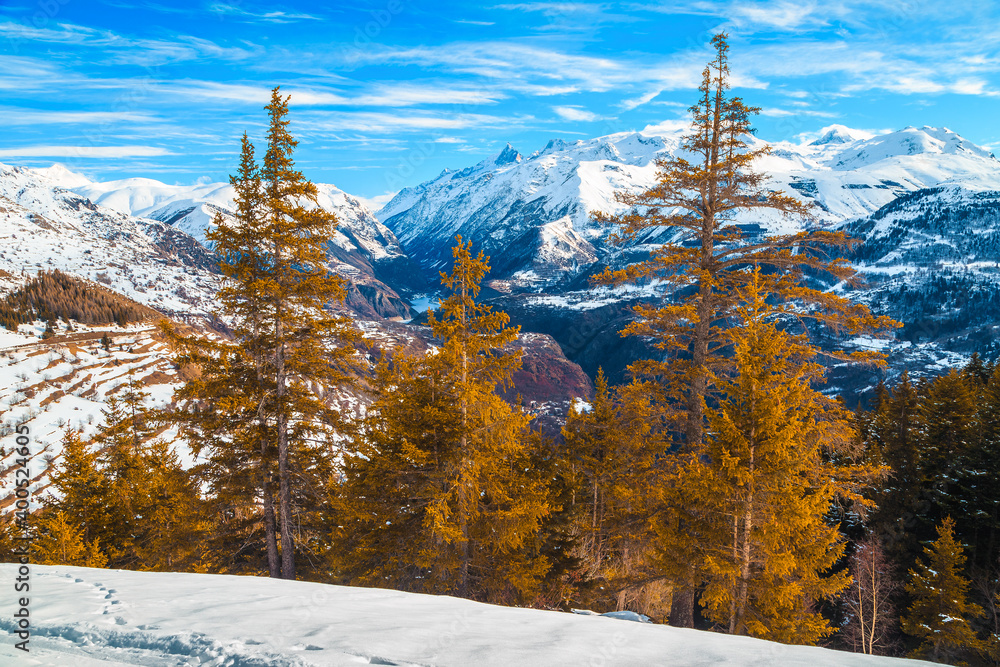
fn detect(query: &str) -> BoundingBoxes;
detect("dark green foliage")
[866,358,1000,574]
[901,517,985,665]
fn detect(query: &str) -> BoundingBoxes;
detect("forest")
[3,34,998,665]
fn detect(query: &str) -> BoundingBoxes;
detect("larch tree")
[169,87,359,580]
[901,517,985,665]
[261,87,361,580]
[33,511,108,568]
[593,32,897,627]
[167,133,281,576]
[45,429,111,549]
[664,269,882,643]
[332,237,550,602]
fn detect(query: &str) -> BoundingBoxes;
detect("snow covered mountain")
[380,125,1000,291]
[0,564,936,666]
[72,172,426,319]
[0,163,222,317]
[378,125,1000,387]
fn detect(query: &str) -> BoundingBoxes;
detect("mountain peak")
[494,143,522,166]
[31,163,93,188]
[809,125,871,146]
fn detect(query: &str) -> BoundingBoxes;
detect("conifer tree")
[253,87,359,580]
[561,370,666,614]
[594,32,896,626]
[332,237,550,602]
[662,269,882,643]
[902,517,985,664]
[169,87,359,580]
[33,511,108,568]
[868,373,920,563]
[958,365,1000,570]
[46,429,112,549]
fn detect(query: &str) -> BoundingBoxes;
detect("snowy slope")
[0,564,937,667]
[379,125,1000,288]
[0,320,202,516]
[0,163,221,317]
[70,169,426,317]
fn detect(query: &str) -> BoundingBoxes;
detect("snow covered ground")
[0,321,192,509]
[0,565,937,666]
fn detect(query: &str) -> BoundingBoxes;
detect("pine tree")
[44,385,206,571]
[663,269,882,643]
[901,517,985,665]
[167,133,281,576]
[46,429,114,557]
[955,364,1000,571]
[332,238,550,602]
[593,32,896,627]
[868,372,921,565]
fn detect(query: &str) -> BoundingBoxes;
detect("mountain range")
[3,122,1000,399]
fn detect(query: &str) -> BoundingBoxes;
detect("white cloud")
[640,119,690,136]
[175,81,504,107]
[0,145,174,158]
[620,90,662,111]
[0,109,157,125]
[0,20,259,66]
[553,105,599,121]
[355,191,399,211]
[759,107,837,118]
[297,111,523,134]
[207,3,320,23]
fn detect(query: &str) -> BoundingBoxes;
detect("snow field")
[0,565,940,667]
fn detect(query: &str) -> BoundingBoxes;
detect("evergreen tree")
[956,365,1000,571]
[868,372,921,565]
[46,429,112,549]
[661,269,883,643]
[45,386,205,571]
[167,133,281,576]
[33,511,108,568]
[169,87,359,580]
[901,517,985,665]
[593,32,897,626]
[332,238,550,602]
[561,370,667,616]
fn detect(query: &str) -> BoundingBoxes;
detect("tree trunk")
[669,583,695,628]
[732,423,756,635]
[261,466,280,578]
[276,311,295,580]
[458,276,470,598]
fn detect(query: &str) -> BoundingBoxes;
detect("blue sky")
[1,1,998,205]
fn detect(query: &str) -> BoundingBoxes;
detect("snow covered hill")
[841,185,1000,364]
[0,163,222,318]
[0,564,937,666]
[71,170,426,319]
